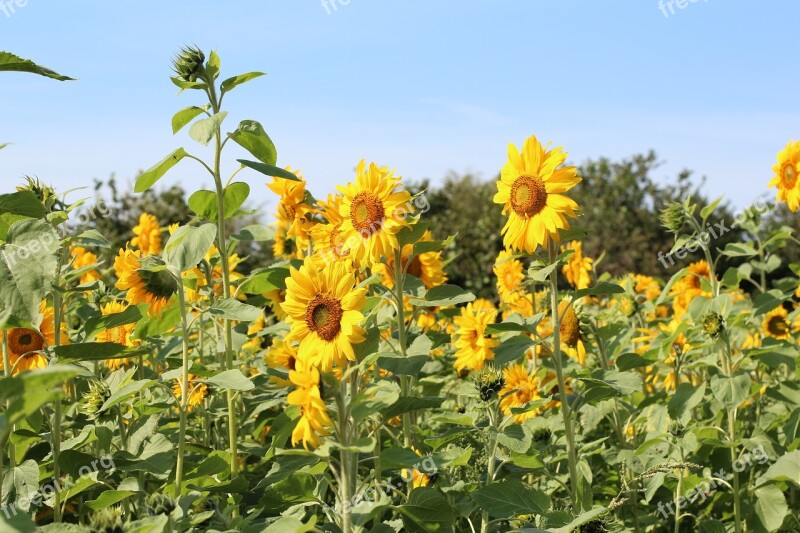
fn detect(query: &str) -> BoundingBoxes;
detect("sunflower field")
[2,49,800,533]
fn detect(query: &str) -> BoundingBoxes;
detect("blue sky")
[1,0,797,215]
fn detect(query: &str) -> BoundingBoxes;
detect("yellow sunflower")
[265,337,298,388]
[268,168,315,258]
[71,246,101,285]
[131,213,163,255]
[373,230,447,290]
[494,250,525,301]
[500,364,542,423]
[493,135,581,253]
[264,288,288,321]
[173,374,208,411]
[761,307,796,340]
[287,360,333,449]
[453,302,499,373]
[562,241,593,290]
[113,248,177,316]
[558,300,586,365]
[281,256,367,372]
[0,301,66,375]
[337,160,412,267]
[769,140,800,212]
[401,447,432,488]
[671,260,712,316]
[96,301,139,371]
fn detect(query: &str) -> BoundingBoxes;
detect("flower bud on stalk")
[172,46,206,83]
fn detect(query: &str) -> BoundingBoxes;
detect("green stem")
[52,250,67,523]
[393,247,412,449]
[674,449,685,533]
[480,404,501,533]
[175,280,191,497]
[548,242,580,511]
[722,335,742,533]
[337,378,353,533]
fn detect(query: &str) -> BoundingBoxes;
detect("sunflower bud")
[80,380,112,422]
[476,366,505,402]
[17,176,65,212]
[700,312,725,339]
[660,202,685,234]
[88,506,126,533]
[172,46,206,83]
[146,493,176,516]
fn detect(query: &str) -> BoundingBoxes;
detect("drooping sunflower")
[281,256,367,372]
[769,140,800,212]
[373,230,447,290]
[173,374,208,411]
[71,245,102,285]
[562,241,593,290]
[452,302,499,373]
[493,135,581,253]
[337,160,412,267]
[761,306,796,340]
[500,364,542,423]
[96,301,139,371]
[558,300,586,366]
[113,248,177,316]
[1,301,65,375]
[131,213,163,255]
[264,337,298,388]
[268,168,315,258]
[287,360,333,449]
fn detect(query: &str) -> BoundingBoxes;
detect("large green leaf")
[134,148,188,192]
[189,112,227,146]
[188,182,250,221]
[228,120,277,165]
[0,51,74,80]
[399,488,455,533]
[710,372,751,409]
[221,71,265,94]
[163,223,217,272]
[752,484,788,531]
[53,342,147,362]
[171,105,209,134]
[471,480,550,518]
[0,191,46,218]
[409,285,475,307]
[0,219,59,328]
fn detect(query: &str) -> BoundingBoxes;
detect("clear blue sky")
[1,0,797,214]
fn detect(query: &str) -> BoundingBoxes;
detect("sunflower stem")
[0,330,11,505]
[548,242,580,511]
[175,279,191,498]
[722,334,743,533]
[392,247,413,450]
[51,247,67,523]
[337,376,353,533]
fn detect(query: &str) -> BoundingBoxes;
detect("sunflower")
[499,364,542,423]
[769,140,800,212]
[268,168,315,258]
[453,302,499,373]
[264,288,288,321]
[131,213,163,255]
[173,374,208,411]
[558,300,586,365]
[337,160,412,267]
[1,301,65,375]
[281,256,367,372]
[96,301,139,371]
[562,241,593,290]
[373,230,447,290]
[113,248,177,316]
[243,312,269,353]
[493,135,581,253]
[670,260,712,316]
[265,337,298,388]
[761,307,796,340]
[494,250,525,301]
[287,360,333,449]
[401,448,433,488]
[71,246,101,285]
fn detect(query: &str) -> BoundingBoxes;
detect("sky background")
[1,0,798,216]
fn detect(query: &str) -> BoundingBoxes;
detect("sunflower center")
[305,293,344,341]
[783,163,797,187]
[559,307,581,347]
[405,255,423,279]
[8,328,44,354]
[767,316,789,336]
[351,192,385,234]
[511,175,547,217]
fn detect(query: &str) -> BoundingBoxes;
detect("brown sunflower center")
[559,307,581,347]
[783,163,797,187]
[351,192,385,234]
[767,315,789,337]
[511,175,547,217]
[405,255,423,279]
[8,328,44,355]
[305,293,344,341]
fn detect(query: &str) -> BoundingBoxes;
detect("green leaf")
[221,71,265,93]
[171,106,208,134]
[710,372,751,409]
[399,488,455,533]
[84,305,143,339]
[261,473,318,512]
[381,396,444,420]
[238,267,288,294]
[700,196,723,221]
[53,342,147,362]
[757,450,800,487]
[378,354,428,376]
[0,51,74,80]
[409,284,475,307]
[163,223,217,272]
[85,490,138,512]
[494,335,537,366]
[721,242,758,258]
[528,260,559,283]
[352,381,400,422]
[471,481,550,518]
[616,352,655,371]
[0,219,59,328]
[134,148,188,192]
[208,299,263,321]
[232,224,275,241]
[668,383,706,420]
[204,369,255,392]
[574,282,625,299]
[0,191,46,218]
[752,484,788,531]
[206,50,221,80]
[237,159,300,181]
[228,120,277,165]
[580,370,643,403]
[188,111,227,146]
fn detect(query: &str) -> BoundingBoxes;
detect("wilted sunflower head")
[700,312,725,339]
[172,46,206,83]
[476,366,505,402]
[558,301,581,347]
[660,202,685,234]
